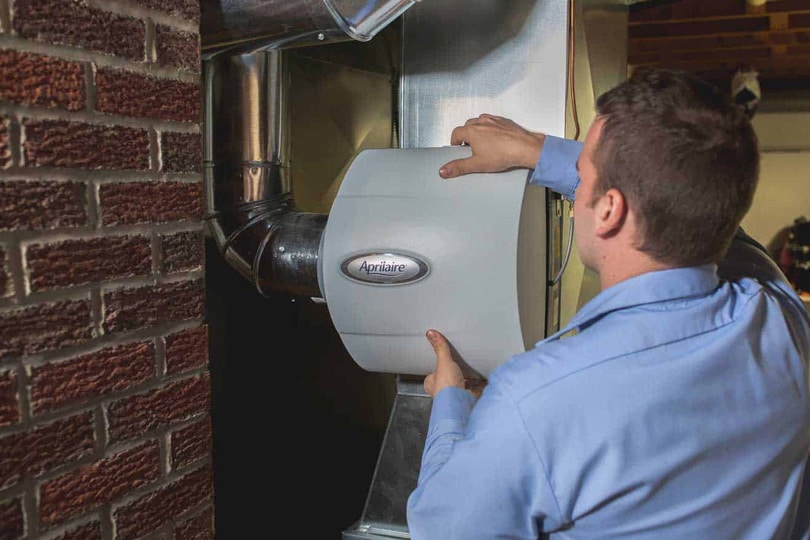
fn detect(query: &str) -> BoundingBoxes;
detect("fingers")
[450,125,471,146]
[465,114,499,127]
[477,113,501,124]
[454,116,500,142]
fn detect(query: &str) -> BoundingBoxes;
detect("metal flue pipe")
[203,0,417,297]
[205,50,327,296]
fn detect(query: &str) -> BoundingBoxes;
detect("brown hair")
[594,68,759,266]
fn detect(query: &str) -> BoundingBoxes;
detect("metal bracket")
[343,376,431,539]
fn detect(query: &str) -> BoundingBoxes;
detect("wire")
[568,0,580,141]
[552,204,575,285]
[550,0,579,287]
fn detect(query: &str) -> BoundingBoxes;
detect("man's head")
[575,68,760,274]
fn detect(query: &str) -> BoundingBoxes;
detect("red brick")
[0,299,93,359]
[103,280,204,334]
[0,412,95,489]
[155,26,199,72]
[170,419,211,470]
[0,50,84,111]
[161,132,201,173]
[99,182,202,226]
[165,326,207,375]
[0,180,87,231]
[0,246,8,298]
[161,231,203,274]
[40,441,160,526]
[0,370,19,427]
[0,498,23,540]
[13,0,145,60]
[95,69,200,123]
[52,521,102,540]
[114,466,212,540]
[31,341,155,414]
[26,235,151,292]
[23,119,149,170]
[107,375,209,443]
[128,0,199,22]
[175,506,213,540]
[0,119,9,169]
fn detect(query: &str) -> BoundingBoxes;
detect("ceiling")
[628,0,810,106]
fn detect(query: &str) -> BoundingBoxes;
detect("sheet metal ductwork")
[202,0,417,55]
[203,0,415,296]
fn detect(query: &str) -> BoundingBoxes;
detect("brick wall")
[0,0,211,538]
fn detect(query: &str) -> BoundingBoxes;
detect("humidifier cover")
[320,146,547,377]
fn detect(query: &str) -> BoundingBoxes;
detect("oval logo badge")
[340,252,430,286]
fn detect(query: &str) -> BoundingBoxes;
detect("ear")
[594,188,627,238]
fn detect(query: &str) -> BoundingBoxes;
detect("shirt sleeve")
[415,387,476,486]
[406,382,565,540]
[719,229,810,354]
[529,135,584,201]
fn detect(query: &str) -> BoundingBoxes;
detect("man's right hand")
[440,114,546,179]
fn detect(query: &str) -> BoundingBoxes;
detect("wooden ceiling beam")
[630,45,771,65]
[629,16,772,39]
[629,40,810,65]
[629,9,810,27]
[768,0,810,14]
[631,0,751,22]
[629,11,810,40]
[793,12,810,27]
[630,0,810,23]
[789,43,810,54]
[630,29,810,54]
[630,52,810,73]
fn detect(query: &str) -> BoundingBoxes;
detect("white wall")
[740,112,810,248]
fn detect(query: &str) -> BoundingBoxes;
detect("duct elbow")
[206,186,326,299]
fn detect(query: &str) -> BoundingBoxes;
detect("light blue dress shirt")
[406,136,810,539]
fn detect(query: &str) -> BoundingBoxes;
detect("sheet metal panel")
[400,0,570,148]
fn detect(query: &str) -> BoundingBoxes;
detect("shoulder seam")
[514,289,764,402]
[494,378,572,530]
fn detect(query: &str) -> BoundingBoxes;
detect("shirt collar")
[548,264,720,341]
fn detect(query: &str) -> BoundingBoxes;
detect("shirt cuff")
[529,135,583,201]
[427,387,476,439]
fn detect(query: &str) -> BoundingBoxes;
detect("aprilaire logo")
[340,252,429,285]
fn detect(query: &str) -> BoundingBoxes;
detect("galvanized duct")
[202,0,416,297]
[202,0,417,55]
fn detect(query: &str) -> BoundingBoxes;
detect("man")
[406,69,810,539]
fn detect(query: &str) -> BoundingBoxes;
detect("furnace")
[201,1,642,537]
